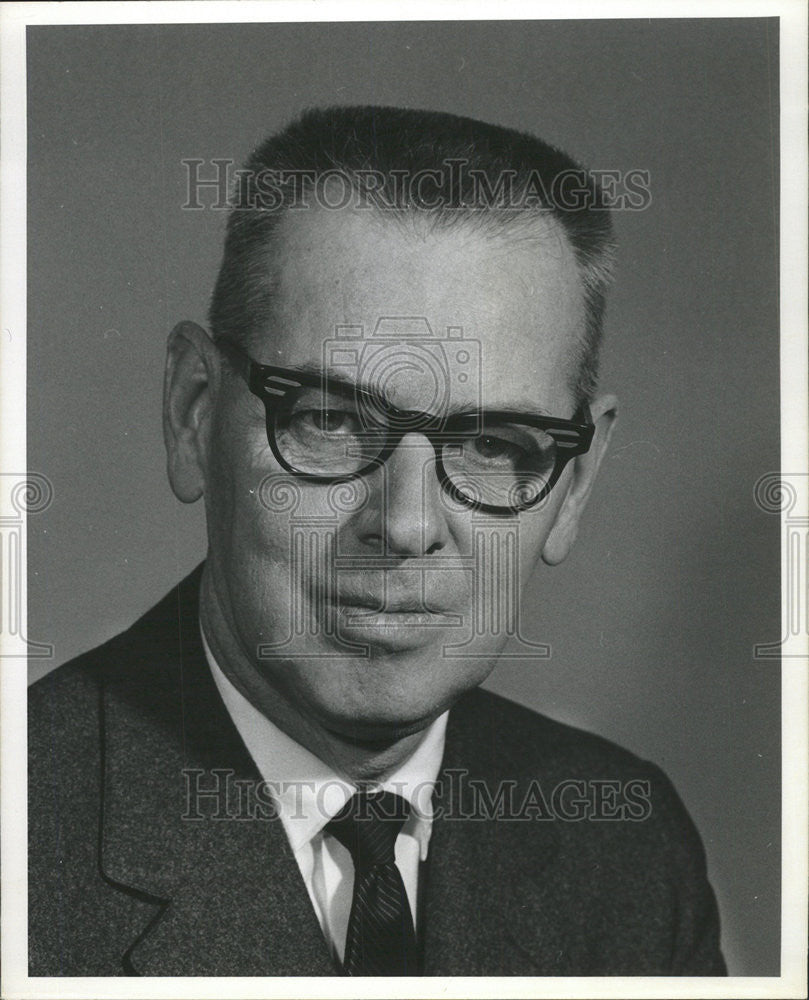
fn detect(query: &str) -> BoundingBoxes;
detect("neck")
[199,565,429,783]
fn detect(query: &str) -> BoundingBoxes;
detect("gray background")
[27,20,780,975]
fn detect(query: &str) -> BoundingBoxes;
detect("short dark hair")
[209,105,616,402]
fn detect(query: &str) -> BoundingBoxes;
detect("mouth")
[335,588,461,616]
[329,594,463,651]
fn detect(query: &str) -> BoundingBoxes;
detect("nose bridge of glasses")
[358,393,458,447]
[383,426,443,472]
[358,386,435,423]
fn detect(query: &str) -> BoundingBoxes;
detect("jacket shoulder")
[453,686,657,777]
[447,687,726,975]
[29,564,204,796]
[29,647,104,757]
[452,687,712,859]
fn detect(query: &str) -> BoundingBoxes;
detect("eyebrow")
[282,362,554,418]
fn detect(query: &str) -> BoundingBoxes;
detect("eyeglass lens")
[273,386,558,508]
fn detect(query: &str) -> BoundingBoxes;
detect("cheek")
[444,483,566,566]
[203,418,356,624]
[203,404,298,581]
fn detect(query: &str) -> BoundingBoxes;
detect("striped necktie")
[326,790,420,975]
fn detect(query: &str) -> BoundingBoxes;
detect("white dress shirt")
[201,626,448,963]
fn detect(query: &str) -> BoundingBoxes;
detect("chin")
[311,667,485,742]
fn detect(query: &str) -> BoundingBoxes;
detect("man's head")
[210,105,616,405]
[163,107,617,764]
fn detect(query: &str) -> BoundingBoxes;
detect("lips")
[335,590,459,617]
[314,569,468,650]
[325,592,460,654]
[331,603,461,652]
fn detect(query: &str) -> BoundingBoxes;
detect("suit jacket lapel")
[99,566,335,975]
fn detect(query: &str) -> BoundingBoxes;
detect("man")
[29,106,726,976]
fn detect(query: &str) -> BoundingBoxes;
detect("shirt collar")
[201,624,448,861]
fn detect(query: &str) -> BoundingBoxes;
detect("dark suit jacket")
[29,565,726,976]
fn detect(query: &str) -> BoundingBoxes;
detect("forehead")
[255,207,585,413]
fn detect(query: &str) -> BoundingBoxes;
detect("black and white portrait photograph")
[1,2,806,997]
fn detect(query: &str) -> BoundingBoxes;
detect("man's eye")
[473,434,523,463]
[297,409,358,434]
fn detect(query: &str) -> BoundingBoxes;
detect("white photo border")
[2,2,806,998]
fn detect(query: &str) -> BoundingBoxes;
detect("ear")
[541,393,618,566]
[162,321,221,503]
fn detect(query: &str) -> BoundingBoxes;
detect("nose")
[368,433,450,557]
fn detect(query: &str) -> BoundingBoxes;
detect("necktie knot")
[327,791,410,868]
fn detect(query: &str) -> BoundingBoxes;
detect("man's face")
[190,208,597,740]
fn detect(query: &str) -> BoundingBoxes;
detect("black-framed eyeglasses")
[217,338,594,515]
